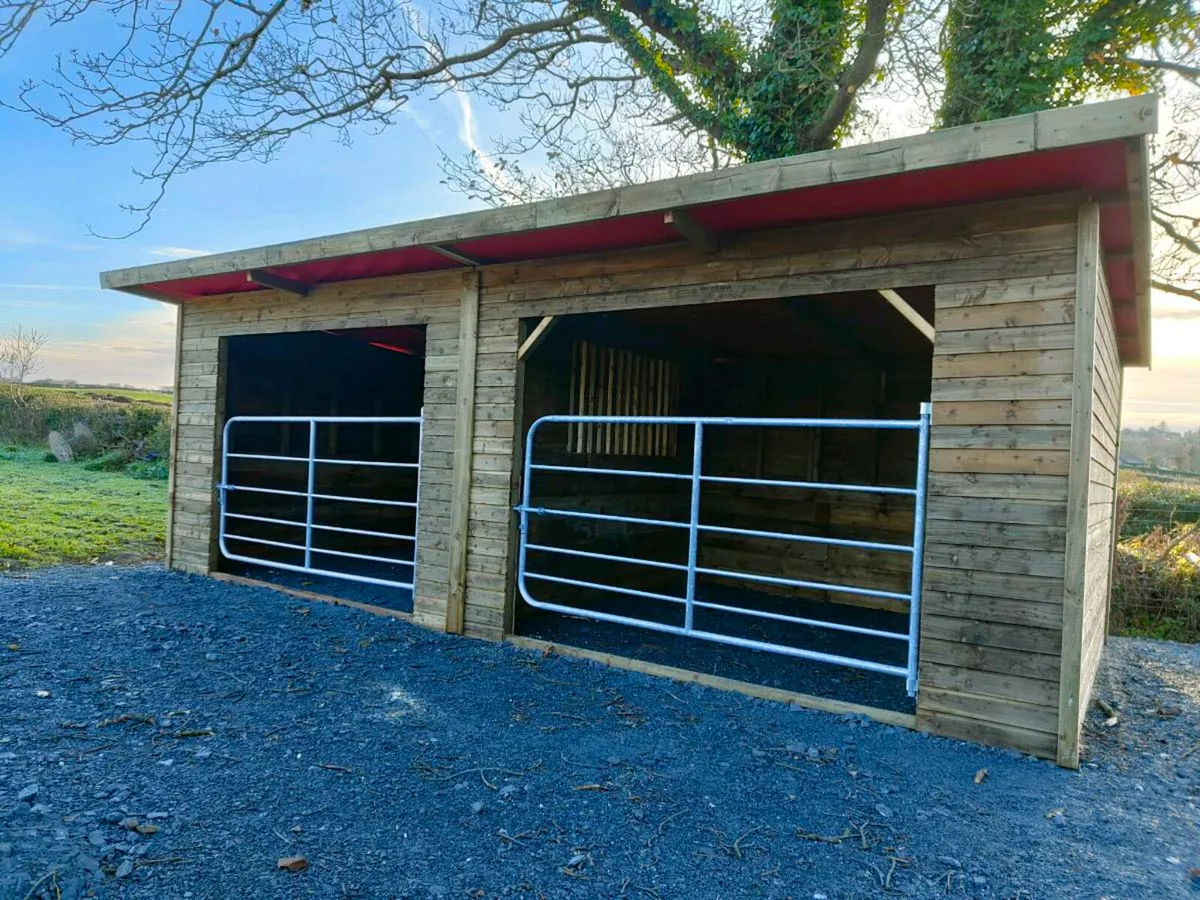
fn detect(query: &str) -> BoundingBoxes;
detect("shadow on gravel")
[0,566,1197,899]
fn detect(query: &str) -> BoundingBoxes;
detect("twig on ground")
[646,810,683,848]
[22,868,59,900]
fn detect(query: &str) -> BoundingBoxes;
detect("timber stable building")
[102,96,1156,768]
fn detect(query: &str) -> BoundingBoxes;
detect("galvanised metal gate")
[217,415,422,591]
[515,406,931,695]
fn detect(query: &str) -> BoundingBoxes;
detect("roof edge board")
[99,95,1159,293]
[1125,134,1154,368]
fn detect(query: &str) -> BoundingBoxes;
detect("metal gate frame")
[515,405,931,695]
[217,415,423,591]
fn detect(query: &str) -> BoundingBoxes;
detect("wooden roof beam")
[429,244,484,267]
[878,289,935,343]
[518,316,558,360]
[247,269,310,296]
[664,209,718,254]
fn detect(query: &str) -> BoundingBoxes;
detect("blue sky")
[0,24,1194,426]
[0,17,493,389]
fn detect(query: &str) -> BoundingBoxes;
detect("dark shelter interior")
[217,327,426,612]
[516,291,934,712]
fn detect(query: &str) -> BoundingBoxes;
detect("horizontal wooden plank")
[933,399,1071,426]
[920,686,1059,734]
[931,425,1071,451]
[934,324,1075,356]
[928,472,1068,502]
[936,297,1074,332]
[917,709,1057,759]
[923,614,1061,655]
[919,661,1060,708]
[932,349,1074,379]
[930,448,1069,476]
[926,543,1065,577]
[936,273,1076,308]
[926,496,1066,526]
[921,638,1061,681]
[932,375,1074,402]
[923,590,1062,629]
[924,519,1065,551]
[924,566,1064,603]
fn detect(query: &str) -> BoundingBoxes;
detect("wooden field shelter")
[102,96,1157,768]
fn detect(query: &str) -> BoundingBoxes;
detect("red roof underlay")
[146,142,1136,330]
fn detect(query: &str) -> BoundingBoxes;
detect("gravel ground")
[0,566,1197,899]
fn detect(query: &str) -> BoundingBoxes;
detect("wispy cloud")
[0,283,100,292]
[448,87,513,193]
[149,246,214,259]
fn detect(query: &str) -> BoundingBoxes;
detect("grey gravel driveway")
[0,566,1197,899]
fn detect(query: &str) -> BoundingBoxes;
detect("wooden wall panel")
[1077,239,1122,740]
[919,243,1079,759]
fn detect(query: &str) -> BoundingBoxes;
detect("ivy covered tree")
[1,0,1196,297]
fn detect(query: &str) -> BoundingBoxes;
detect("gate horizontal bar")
[225,415,422,424]
[310,546,415,567]
[698,523,913,554]
[224,512,306,529]
[692,598,909,641]
[226,452,307,463]
[312,492,417,508]
[531,414,919,430]
[521,569,908,640]
[523,572,684,605]
[520,506,690,530]
[524,543,689,572]
[693,565,911,602]
[516,583,908,679]
[530,463,691,481]
[310,523,416,541]
[700,474,917,497]
[314,458,419,469]
[225,533,305,552]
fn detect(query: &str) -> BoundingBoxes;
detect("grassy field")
[0,448,167,569]
[25,384,172,406]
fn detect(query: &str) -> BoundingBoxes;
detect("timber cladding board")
[917,219,1082,762]
[1056,203,1102,768]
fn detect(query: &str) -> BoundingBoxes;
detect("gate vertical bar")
[683,422,704,633]
[906,401,932,696]
[412,408,424,580]
[304,419,317,569]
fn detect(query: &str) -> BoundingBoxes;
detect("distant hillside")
[1120,424,1200,474]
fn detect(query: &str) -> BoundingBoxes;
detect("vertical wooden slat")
[445,270,480,636]
[567,340,578,451]
[605,346,616,453]
[624,348,633,453]
[206,336,229,573]
[164,304,184,570]
[1058,202,1100,769]
[576,341,589,453]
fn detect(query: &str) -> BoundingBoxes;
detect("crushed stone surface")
[0,565,1197,899]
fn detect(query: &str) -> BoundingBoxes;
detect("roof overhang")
[101,95,1159,366]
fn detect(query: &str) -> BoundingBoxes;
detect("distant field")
[24,384,172,406]
[0,449,167,569]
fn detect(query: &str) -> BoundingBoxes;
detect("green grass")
[0,448,167,569]
[24,385,172,406]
